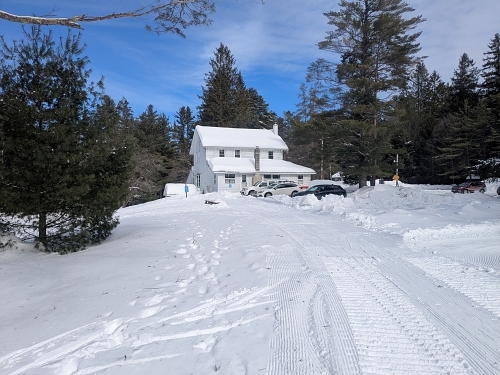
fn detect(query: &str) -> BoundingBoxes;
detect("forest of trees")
[291,1,500,187]
[1,0,499,253]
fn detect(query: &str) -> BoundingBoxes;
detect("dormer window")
[268,151,274,159]
[235,150,240,158]
[219,149,225,157]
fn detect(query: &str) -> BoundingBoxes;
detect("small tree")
[172,106,196,154]
[0,26,133,253]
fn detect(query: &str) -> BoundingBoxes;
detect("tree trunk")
[370,176,376,186]
[38,212,48,250]
[359,175,367,188]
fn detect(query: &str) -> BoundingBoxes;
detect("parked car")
[451,181,486,194]
[241,180,295,196]
[257,182,304,197]
[295,183,347,199]
[497,186,500,195]
[241,180,277,196]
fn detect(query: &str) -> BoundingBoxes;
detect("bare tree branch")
[0,1,216,36]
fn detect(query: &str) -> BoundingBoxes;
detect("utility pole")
[320,137,324,179]
[395,154,399,186]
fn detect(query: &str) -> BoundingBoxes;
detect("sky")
[1,0,499,122]
[1,181,499,374]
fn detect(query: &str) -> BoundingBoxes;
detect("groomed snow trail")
[1,193,498,375]
[238,198,499,375]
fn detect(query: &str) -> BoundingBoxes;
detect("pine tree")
[316,0,424,187]
[126,104,173,205]
[197,43,273,129]
[0,26,132,253]
[171,106,196,154]
[478,33,500,176]
[117,97,136,135]
[168,106,196,183]
[448,53,480,113]
[481,33,500,162]
[396,63,448,183]
[134,104,171,155]
[198,43,242,127]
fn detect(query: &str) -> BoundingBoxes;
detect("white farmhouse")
[187,125,315,193]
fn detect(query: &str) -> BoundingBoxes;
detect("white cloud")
[2,0,499,117]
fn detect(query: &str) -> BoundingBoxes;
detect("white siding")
[188,127,314,193]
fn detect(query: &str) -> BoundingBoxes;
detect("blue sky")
[1,0,499,122]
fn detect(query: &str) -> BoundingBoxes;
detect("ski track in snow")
[240,199,499,375]
[1,193,499,374]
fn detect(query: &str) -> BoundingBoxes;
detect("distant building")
[187,125,315,193]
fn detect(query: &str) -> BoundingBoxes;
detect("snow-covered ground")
[1,181,499,375]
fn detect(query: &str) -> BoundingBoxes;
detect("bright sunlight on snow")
[1,181,499,374]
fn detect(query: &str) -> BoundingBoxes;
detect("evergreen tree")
[168,106,196,183]
[448,53,480,113]
[198,43,242,127]
[434,104,489,182]
[134,104,171,155]
[0,26,132,253]
[481,33,500,174]
[294,82,330,123]
[126,104,173,205]
[316,0,424,187]
[246,88,277,128]
[116,97,136,135]
[482,33,500,99]
[396,63,448,183]
[171,106,196,154]
[197,43,273,129]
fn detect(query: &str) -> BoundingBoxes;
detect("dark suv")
[295,183,347,199]
[451,181,486,194]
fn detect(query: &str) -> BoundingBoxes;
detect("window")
[196,174,201,187]
[298,175,304,184]
[225,174,235,184]
[219,149,225,157]
[235,150,240,158]
[242,175,247,183]
[272,175,280,180]
[214,175,217,184]
[268,151,274,159]
[263,175,272,179]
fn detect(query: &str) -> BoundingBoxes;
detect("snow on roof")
[195,125,288,150]
[209,157,315,174]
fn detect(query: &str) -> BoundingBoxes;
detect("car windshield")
[459,182,469,186]
[307,185,322,192]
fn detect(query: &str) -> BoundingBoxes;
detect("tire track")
[243,206,361,375]
[325,256,472,374]
[407,256,500,317]
[240,200,499,374]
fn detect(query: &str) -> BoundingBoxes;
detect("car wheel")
[248,190,257,197]
[290,191,298,197]
[264,192,272,198]
[479,189,485,193]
